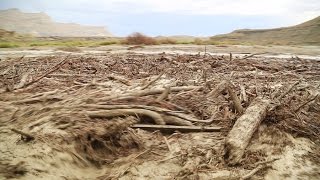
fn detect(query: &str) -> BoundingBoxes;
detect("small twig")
[141,72,165,90]
[82,104,205,123]
[99,86,201,102]
[254,158,280,166]
[254,68,259,96]
[0,68,11,76]
[226,83,244,114]
[157,86,171,101]
[163,136,173,153]
[159,101,191,113]
[151,151,166,157]
[202,68,207,83]
[133,149,151,159]
[240,52,266,60]
[13,71,31,90]
[47,74,93,78]
[240,85,248,103]
[208,80,228,98]
[295,94,319,112]
[208,80,243,113]
[158,155,181,163]
[269,80,302,111]
[131,124,221,132]
[241,164,271,180]
[11,128,35,141]
[87,109,165,125]
[22,54,70,88]
[106,74,131,86]
[276,80,301,101]
[204,53,217,60]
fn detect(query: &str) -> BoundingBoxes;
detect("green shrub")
[29,42,49,46]
[99,41,118,46]
[0,42,19,48]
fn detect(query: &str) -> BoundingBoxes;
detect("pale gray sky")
[0,0,319,36]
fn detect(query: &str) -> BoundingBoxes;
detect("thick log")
[224,97,270,165]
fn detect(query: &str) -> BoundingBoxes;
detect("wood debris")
[0,52,319,179]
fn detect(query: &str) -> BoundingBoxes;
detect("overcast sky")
[0,0,319,36]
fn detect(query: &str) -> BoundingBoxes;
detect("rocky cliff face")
[0,9,113,37]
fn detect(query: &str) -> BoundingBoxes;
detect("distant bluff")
[0,8,113,37]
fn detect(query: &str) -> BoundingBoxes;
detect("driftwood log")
[224,97,270,165]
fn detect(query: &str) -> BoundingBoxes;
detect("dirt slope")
[210,16,320,45]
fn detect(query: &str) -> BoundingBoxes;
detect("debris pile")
[0,52,319,179]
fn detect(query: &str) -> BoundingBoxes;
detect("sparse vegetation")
[157,38,177,44]
[56,46,82,52]
[99,41,119,46]
[1,15,319,49]
[193,38,205,45]
[124,32,157,45]
[0,42,19,48]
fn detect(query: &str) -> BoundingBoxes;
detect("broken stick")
[295,94,319,112]
[240,85,248,103]
[224,97,270,165]
[241,164,271,180]
[141,72,165,90]
[87,109,166,125]
[207,80,228,98]
[83,104,210,123]
[157,86,171,101]
[162,115,194,126]
[22,54,70,89]
[240,52,266,60]
[11,128,35,141]
[13,71,31,90]
[227,84,244,113]
[100,86,201,102]
[106,74,131,86]
[208,80,244,113]
[131,124,221,133]
[276,80,301,101]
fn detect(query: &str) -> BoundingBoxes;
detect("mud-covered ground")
[1,45,320,59]
[0,46,319,179]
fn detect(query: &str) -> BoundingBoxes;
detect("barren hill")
[210,16,320,45]
[0,8,113,37]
